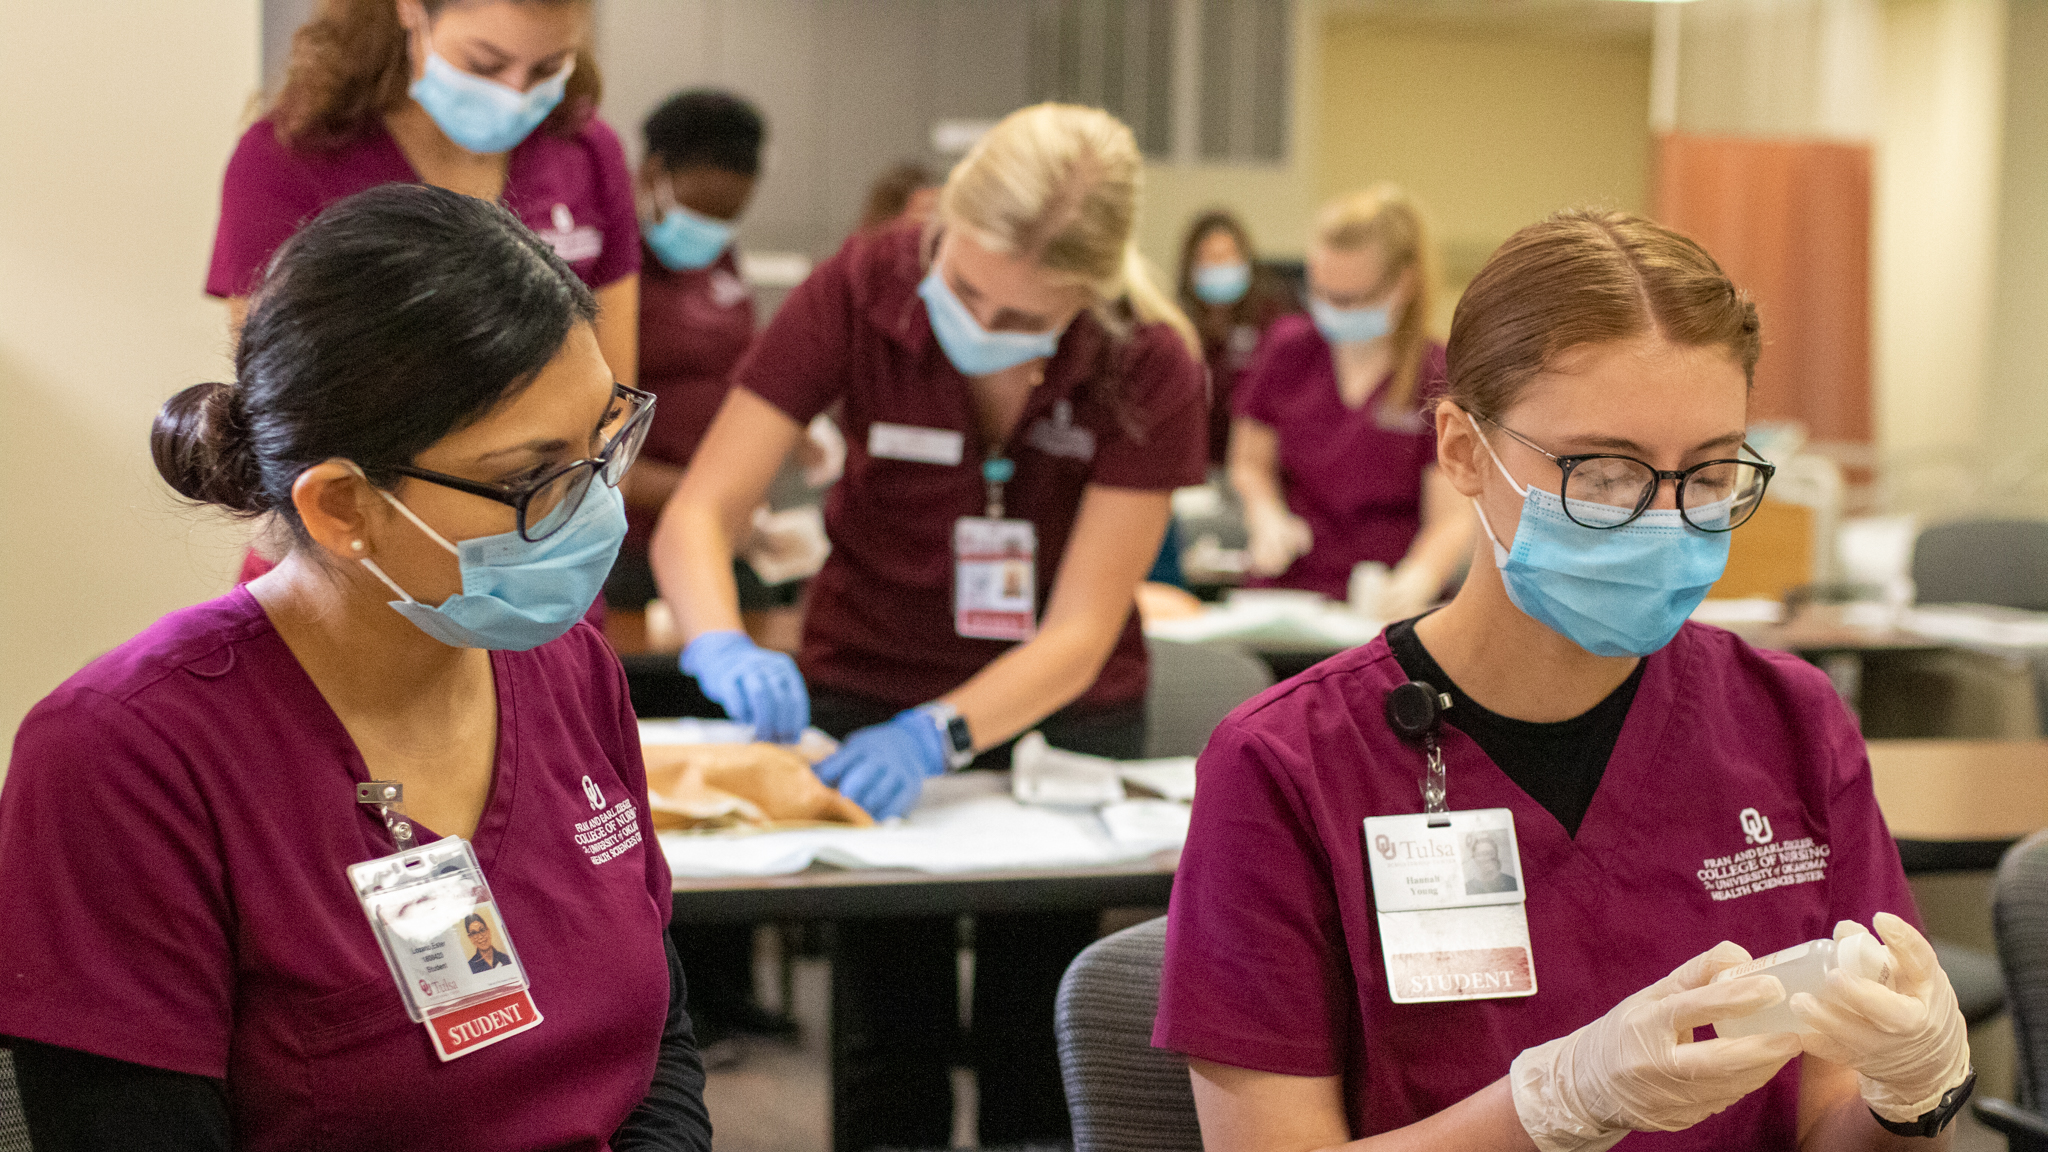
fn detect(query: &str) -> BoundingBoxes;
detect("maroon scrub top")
[1191,283,1297,465]
[630,242,757,545]
[1153,622,1918,1147]
[733,224,1208,711]
[1235,315,1449,598]
[206,114,641,298]
[0,589,671,1151]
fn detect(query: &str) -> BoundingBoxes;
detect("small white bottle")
[1710,933,1895,1039]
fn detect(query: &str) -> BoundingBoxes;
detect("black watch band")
[1871,1069,1975,1138]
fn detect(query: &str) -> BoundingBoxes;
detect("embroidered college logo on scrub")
[1697,808,1826,901]
[582,775,605,811]
[573,790,642,867]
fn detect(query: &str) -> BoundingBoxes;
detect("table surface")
[670,850,1178,923]
[1867,739,2048,843]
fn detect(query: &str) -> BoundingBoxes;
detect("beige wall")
[1984,0,2048,463]
[1315,18,1654,299]
[0,3,258,747]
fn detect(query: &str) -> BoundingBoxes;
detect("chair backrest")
[1913,519,2048,612]
[1996,831,2048,1109]
[1056,916,1203,1152]
[1144,640,1273,759]
[0,1050,29,1152]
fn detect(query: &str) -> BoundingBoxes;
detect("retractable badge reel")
[954,455,1038,641]
[1362,681,1539,1003]
[347,781,544,1061]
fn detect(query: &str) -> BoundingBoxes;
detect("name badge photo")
[1363,808,1536,1004]
[349,837,545,1060]
[954,516,1037,641]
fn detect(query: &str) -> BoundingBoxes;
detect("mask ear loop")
[1464,411,1528,567]
[339,461,460,605]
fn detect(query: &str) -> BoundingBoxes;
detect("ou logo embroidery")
[582,775,605,812]
[1740,807,1774,845]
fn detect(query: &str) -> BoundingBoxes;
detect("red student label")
[427,988,544,1061]
[1386,947,1535,1000]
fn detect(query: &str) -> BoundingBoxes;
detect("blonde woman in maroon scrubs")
[651,104,1207,1149]
[209,0,639,384]
[1231,185,1473,618]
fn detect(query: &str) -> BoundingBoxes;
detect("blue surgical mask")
[644,200,734,272]
[1193,262,1252,306]
[359,480,627,651]
[918,268,1065,377]
[1467,414,1731,658]
[1310,297,1393,345]
[409,49,573,155]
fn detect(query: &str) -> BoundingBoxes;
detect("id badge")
[954,516,1037,641]
[1363,808,1537,1003]
[348,836,544,1060]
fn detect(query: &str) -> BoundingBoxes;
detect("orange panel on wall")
[1654,134,1872,450]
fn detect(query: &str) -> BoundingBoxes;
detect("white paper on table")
[1099,799,1192,847]
[637,719,840,761]
[1902,605,2048,648]
[1116,758,1197,802]
[1143,596,1382,649]
[1011,732,1127,806]
[1689,598,1787,625]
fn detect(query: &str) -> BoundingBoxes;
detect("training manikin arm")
[935,484,1169,751]
[649,386,802,641]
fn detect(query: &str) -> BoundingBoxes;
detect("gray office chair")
[1056,916,1203,1152]
[0,1050,28,1152]
[1975,831,2048,1147]
[1912,519,2048,612]
[1143,640,1274,759]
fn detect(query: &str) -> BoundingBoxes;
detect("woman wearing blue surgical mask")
[2,186,709,1152]
[650,103,1207,1151]
[1175,210,1299,465]
[1158,210,1973,1152]
[1230,185,1475,620]
[208,0,639,391]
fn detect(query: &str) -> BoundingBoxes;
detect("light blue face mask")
[359,480,627,651]
[409,49,573,155]
[1193,262,1252,306]
[1467,414,1732,658]
[1309,296,1394,345]
[644,199,734,272]
[917,268,1066,377]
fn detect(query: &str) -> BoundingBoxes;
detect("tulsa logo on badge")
[1740,807,1774,845]
[582,775,605,812]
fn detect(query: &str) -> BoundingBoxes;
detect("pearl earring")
[350,540,366,553]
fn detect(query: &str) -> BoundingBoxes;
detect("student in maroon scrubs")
[208,0,639,383]
[651,104,1207,1149]
[1175,209,1298,466]
[1157,210,1975,1150]
[0,187,707,1152]
[1231,185,1472,616]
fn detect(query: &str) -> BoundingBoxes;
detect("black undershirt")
[10,931,711,1152]
[1385,617,1644,837]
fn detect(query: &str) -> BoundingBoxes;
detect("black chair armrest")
[1975,1096,2048,1148]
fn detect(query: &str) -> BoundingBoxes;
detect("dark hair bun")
[151,381,266,514]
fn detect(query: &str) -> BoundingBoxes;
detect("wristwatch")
[1871,1069,1975,1138]
[917,702,976,771]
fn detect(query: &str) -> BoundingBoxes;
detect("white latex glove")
[1788,913,1972,1123]
[744,504,832,585]
[1512,941,1804,1152]
[1244,503,1313,578]
[800,413,847,488]
[1379,560,1443,619]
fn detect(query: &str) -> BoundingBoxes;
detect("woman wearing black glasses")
[0,186,709,1152]
[1155,211,1974,1150]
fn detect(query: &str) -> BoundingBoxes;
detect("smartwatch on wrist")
[917,702,975,771]
[1871,1069,1975,1138]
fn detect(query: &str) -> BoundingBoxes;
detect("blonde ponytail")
[941,102,1199,359]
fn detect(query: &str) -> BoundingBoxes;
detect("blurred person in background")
[1177,209,1299,467]
[1230,185,1473,617]
[855,160,942,234]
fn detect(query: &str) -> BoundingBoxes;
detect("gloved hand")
[800,414,848,488]
[680,630,810,743]
[1511,941,1804,1152]
[812,709,949,821]
[1788,913,1972,1124]
[1379,560,1445,619]
[1244,503,1313,578]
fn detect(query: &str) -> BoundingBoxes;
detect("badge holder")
[955,456,1038,641]
[1363,683,1539,1003]
[348,782,544,1060]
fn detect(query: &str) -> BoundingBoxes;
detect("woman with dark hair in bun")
[0,185,710,1152]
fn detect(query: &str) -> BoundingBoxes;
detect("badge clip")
[1385,681,1452,826]
[358,779,416,852]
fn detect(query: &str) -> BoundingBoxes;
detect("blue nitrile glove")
[813,709,949,821]
[679,630,810,743]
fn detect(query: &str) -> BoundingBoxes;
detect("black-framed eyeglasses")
[387,383,656,542]
[1471,410,1776,532]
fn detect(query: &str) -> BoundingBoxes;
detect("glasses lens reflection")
[523,464,598,542]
